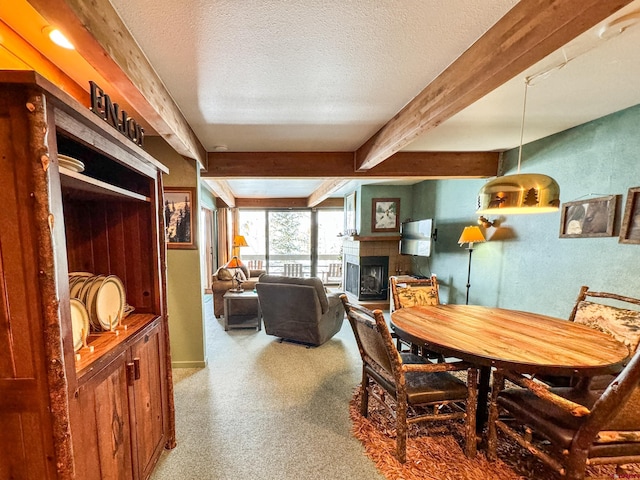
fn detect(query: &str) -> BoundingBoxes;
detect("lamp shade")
[458,226,486,246]
[232,235,249,248]
[225,256,245,269]
[477,173,560,215]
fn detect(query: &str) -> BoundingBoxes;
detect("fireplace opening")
[344,255,389,301]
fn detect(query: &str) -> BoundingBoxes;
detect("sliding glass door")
[238,208,342,281]
[268,210,311,276]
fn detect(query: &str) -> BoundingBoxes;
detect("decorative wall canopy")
[477,173,560,215]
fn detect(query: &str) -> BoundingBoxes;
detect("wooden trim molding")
[26,0,208,169]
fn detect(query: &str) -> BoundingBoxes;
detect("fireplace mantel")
[344,235,401,242]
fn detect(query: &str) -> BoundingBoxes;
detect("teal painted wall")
[145,137,207,368]
[410,104,640,318]
[357,184,414,235]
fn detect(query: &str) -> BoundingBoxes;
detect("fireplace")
[345,255,389,301]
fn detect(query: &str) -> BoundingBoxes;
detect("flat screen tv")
[400,219,433,257]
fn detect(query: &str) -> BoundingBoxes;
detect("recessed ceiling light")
[42,26,75,50]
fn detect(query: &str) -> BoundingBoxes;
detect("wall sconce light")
[478,216,497,228]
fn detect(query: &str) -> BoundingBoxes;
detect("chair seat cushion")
[499,386,640,458]
[406,371,469,404]
[370,353,469,405]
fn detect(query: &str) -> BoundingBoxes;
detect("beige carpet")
[150,295,385,479]
[349,384,640,480]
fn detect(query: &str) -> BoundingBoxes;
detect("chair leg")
[396,394,408,463]
[360,369,369,418]
[565,449,588,480]
[487,370,504,461]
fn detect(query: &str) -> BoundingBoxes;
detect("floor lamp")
[458,226,486,305]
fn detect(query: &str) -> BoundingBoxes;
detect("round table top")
[391,304,630,375]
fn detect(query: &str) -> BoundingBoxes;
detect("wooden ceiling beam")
[205,151,498,178]
[233,197,344,209]
[26,0,208,169]
[354,0,634,171]
[307,179,350,207]
[205,179,235,208]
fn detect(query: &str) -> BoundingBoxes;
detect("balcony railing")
[243,254,342,284]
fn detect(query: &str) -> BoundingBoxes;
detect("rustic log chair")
[487,344,640,480]
[538,285,640,389]
[340,294,478,463]
[389,274,444,360]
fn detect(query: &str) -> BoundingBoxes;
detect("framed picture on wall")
[164,187,198,249]
[559,195,618,238]
[344,191,356,235]
[619,187,640,244]
[371,197,400,233]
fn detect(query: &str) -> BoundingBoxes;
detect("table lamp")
[225,256,245,292]
[458,226,486,305]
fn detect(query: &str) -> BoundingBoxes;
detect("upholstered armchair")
[211,264,265,318]
[255,275,344,346]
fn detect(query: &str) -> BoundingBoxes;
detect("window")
[238,208,343,282]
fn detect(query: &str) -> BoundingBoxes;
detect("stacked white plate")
[68,272,126,331]
[58,154,85,173]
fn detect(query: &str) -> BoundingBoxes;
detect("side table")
[223,290,262,331]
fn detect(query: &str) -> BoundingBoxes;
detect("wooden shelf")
[60,167,151,202]
[75,313,158,378]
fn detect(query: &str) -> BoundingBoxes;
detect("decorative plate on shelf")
[70,298,90,352]
[58,154,85,173]
[88,275,125,331]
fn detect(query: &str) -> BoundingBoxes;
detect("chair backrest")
[258,274,328,312]
[568,286,640,352]
[283,263,303,277]
[584,344,640,435]
[328,263,342,277]
[247,260,263,270]
[341,295,401,382]
[390,274,439,311]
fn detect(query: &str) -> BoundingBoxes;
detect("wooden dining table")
[391,304,630,432]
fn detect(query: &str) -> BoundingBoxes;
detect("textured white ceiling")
[108,0,520,151]
[106,0,640,198]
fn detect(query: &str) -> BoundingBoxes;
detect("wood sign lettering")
[89,81,144,147]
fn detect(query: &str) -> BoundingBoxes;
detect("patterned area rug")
[349,385,640,480]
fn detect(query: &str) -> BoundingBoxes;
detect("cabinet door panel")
[75,351,134,480]
[130,324,165,479]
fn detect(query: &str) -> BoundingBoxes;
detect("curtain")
[217,208,230,267]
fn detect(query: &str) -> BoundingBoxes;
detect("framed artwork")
[559,195,618,238]
[620,187,640,244]
[344,191,357,235]
[371,198,400,233]
[164,187,197,249]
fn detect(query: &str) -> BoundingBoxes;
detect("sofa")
[211,264,265,318]
[256,274,345,346]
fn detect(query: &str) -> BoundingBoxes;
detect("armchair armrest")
[502,370,591,417]
[403,361,475,374]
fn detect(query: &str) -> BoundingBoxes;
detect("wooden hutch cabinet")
[0,71,176,479]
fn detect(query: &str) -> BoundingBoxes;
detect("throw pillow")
[216,267,233,281]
